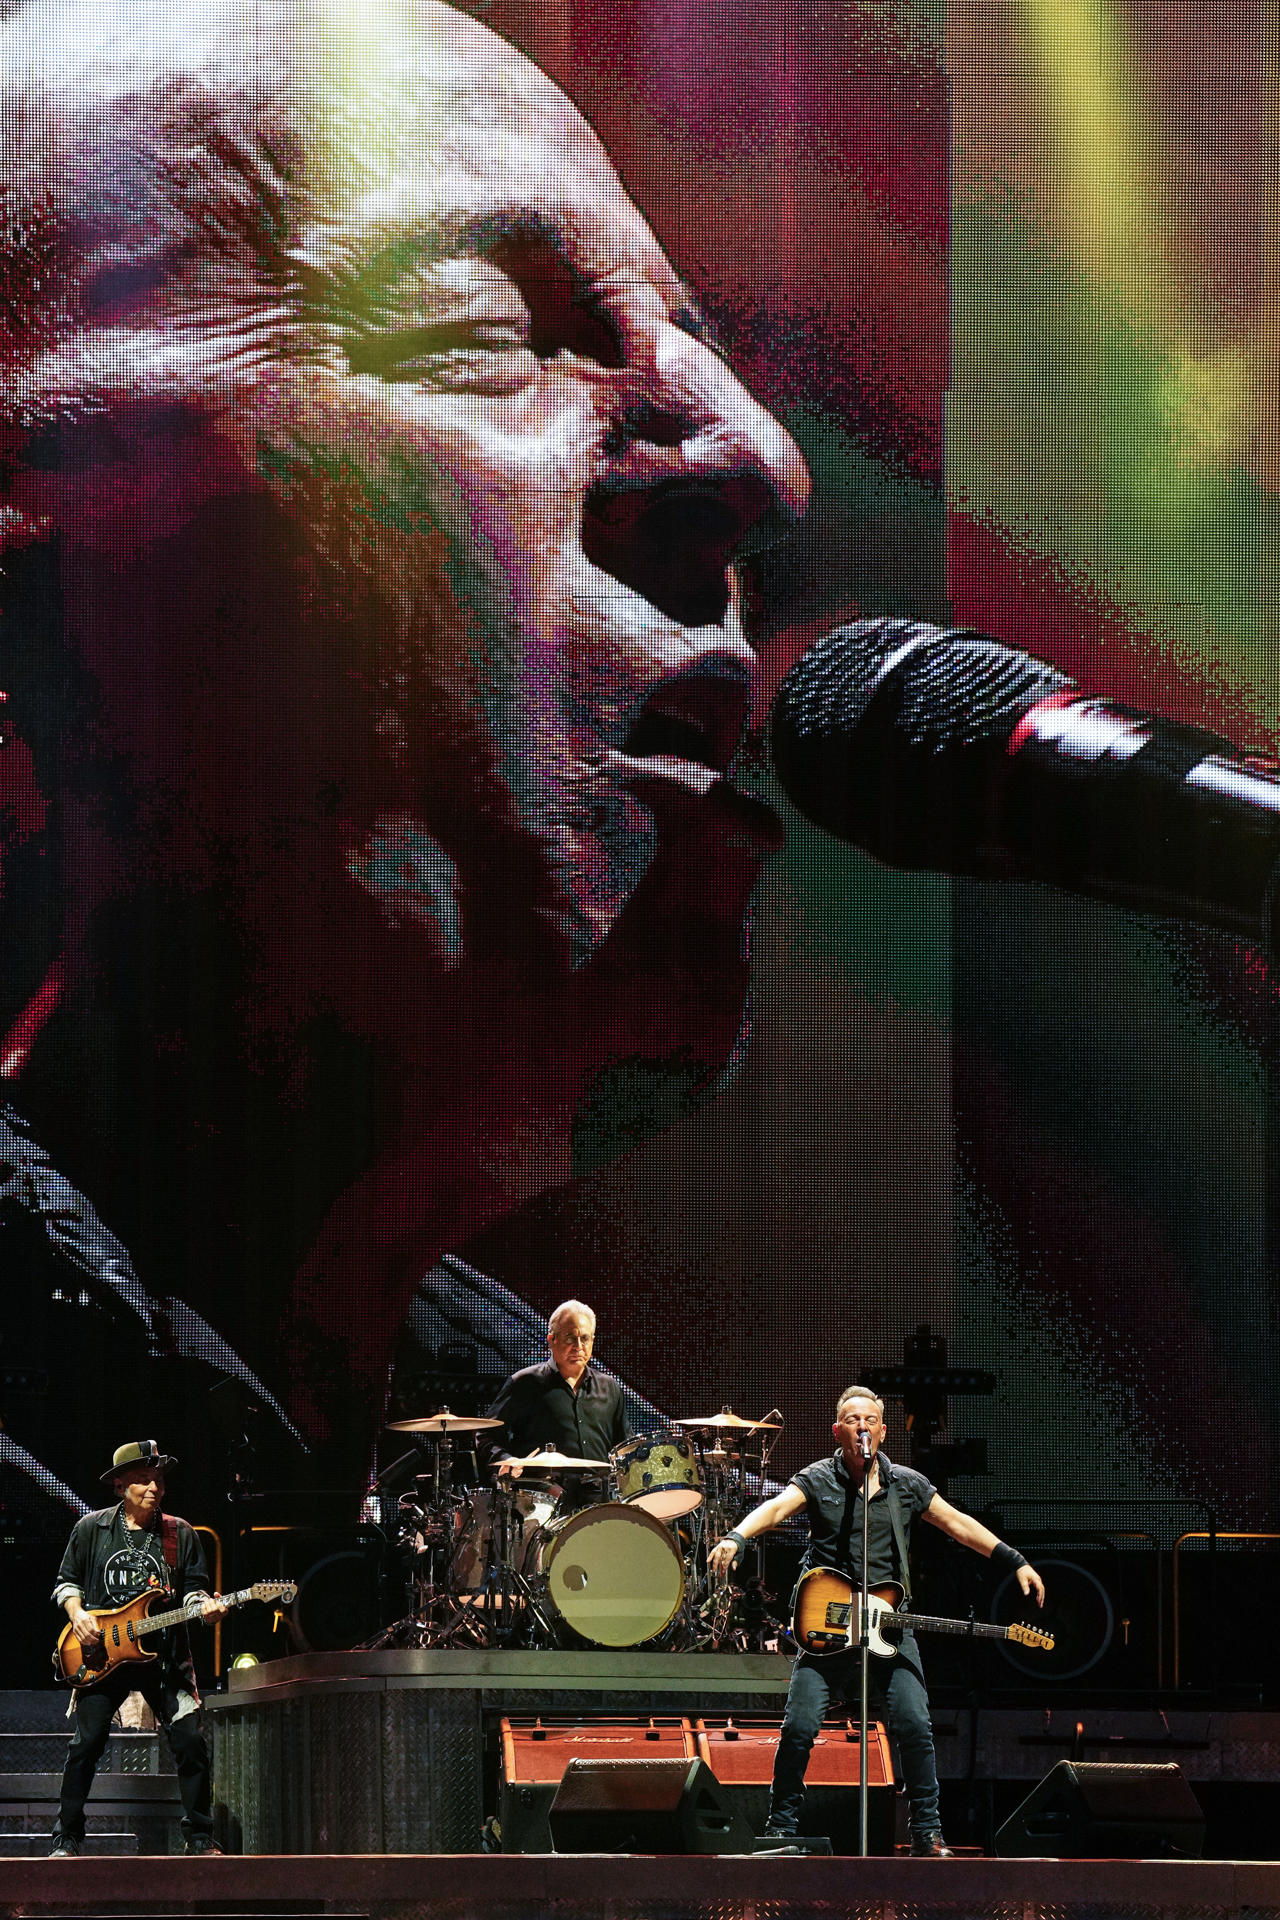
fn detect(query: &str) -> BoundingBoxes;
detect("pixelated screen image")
[0,0,1275,1689]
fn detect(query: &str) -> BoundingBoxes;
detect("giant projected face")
[0,0,806,1448]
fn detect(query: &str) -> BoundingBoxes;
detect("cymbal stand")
[690,1431,789,1651]
[477,1476,557,1647]
[657,1501,709,1651]
[361,1436,482,1649]
[685,1442,744,1648]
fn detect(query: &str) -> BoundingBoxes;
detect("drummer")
[485,1302,627,1504]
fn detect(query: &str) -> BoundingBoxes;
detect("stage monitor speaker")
[995,1761,1205,1859]
[548,1757,753,1854]
[499,1719,696,1853]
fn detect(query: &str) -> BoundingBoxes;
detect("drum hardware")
[504,1448,612,1472]
[474,1473,561,1643]
[670,1409,787,1653]
[670,1408,782,1432]
[361,1415,501,1649]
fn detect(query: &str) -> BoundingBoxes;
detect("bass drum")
[536,1503,684,1648]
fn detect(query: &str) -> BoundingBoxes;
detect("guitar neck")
[134,1588,252,1637]
[898,1610,1014,1643]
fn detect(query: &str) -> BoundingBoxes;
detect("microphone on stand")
[857,1432,873,1460]
[768,617,1280,951]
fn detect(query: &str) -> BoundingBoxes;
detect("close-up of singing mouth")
[618,661,754,776]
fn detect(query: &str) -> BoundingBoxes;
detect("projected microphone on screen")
[768,617,1280,953]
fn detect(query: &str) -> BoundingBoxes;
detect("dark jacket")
[54,1505,211,1687]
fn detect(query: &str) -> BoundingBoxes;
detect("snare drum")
[534,1502,684,1647]
[610,1429,703,1520]
[449,1485,557,1591]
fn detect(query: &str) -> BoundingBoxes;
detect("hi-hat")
[387,1411,504,1433]
[672,1412,780,1432]
[506,1448,611,1471]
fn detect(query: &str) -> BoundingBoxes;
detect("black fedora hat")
[100,1439,178,1485]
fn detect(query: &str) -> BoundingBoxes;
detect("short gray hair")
[548,1299,596,1339]
[836,1384,885,1419]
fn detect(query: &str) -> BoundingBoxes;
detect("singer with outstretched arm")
[708,1385,1044,1856]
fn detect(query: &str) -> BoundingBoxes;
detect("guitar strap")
[161,1513,180,1570]
[884,1476,913,1605]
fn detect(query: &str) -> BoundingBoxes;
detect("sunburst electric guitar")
[791,1569,1055,1659]
[55,1581,297,1690]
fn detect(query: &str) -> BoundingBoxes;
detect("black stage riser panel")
[216,1689,484,1854]
[208,1652,792,1854]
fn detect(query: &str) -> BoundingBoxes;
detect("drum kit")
[363,1406,785,1653]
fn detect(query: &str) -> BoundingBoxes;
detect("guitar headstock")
[1008,1622,1055,1651]
[250,1580,298,1605]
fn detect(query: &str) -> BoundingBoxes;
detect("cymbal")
[506,1448,611,1471]
[672,1412,780,1432]
[387,1411,505,1433]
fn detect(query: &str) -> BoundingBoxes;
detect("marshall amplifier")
[695,1716,896,1855]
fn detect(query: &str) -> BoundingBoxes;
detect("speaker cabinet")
[695,1717,896,1855]
[239,1524,386,1656]
[990,1546,1159,1689]
[548,1757,753,1854]
[995,1761,1205,1859]
[499,1719,695,1853]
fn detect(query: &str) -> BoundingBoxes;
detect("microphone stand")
[857,1433,872,1859]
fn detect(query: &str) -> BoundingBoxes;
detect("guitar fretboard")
[898,1611,1016,1642]
[821,1600,1043,1646]
[134,1586,258,1637]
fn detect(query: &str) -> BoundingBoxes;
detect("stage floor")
[2,1852,1279,1919]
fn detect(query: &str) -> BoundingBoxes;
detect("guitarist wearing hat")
[709,1386,1045,1857]
[49,1440,227,1858]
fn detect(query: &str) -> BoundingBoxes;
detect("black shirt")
[486,1361,627,1467]
[791,1451,936,1589]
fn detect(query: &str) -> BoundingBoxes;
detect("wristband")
[724,1530,748,1560]
[990,1541,1028,1575]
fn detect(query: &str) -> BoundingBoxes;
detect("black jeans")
[768,1640,942,1839]
[54,1670,214,1847]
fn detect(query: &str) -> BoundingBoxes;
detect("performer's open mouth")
[620,660,752,773]
[605,650,783,847]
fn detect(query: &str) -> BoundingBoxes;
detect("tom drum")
[610,1430,703,1520]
